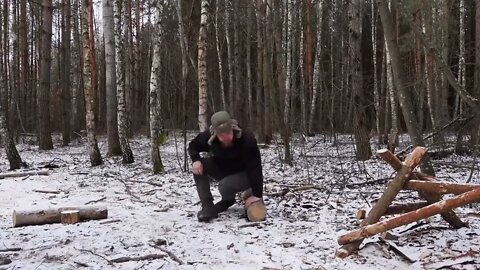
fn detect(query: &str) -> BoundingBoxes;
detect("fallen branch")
[85,196,107,205]
[0,247,21,252]
[110,253,166,263]
[265,185,323,197]
[33,189,61,194]
[0,169,49,179]
[155,247,184,265]
[74,247,112,265]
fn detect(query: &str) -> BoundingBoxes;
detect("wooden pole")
[336,147,427,258]
[13,206,107,227]
[376,149,402,171]
[338,188,480,245]
[404,180,480,195]
[0,169,49,179]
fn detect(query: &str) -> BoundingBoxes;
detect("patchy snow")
[0,133,479,269]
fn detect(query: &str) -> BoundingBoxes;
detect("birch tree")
[103,0,122,155]
[82,0,102,166]
[215,1,226,110]
[38,0,54,150]
[197,0,209,131]
[114,0,134,164]
[150,2,164,174]
[177,0,189,171]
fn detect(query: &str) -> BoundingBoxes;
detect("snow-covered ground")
[1,133,479,270]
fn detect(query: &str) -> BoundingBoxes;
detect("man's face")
[217,130,234,145]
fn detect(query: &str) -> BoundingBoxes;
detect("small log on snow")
[337,187,480,245]
[404,180,480,195]
[13,206,107,227]
[61,210,80,224]
[337,147,427,258]
[0,169,49,179]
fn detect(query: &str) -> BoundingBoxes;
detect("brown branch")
[265,185,323,197]
[85,196,107,205]
[110,253,167,263]
[404,180,480,195]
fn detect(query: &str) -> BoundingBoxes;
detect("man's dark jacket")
[188,130,264,198]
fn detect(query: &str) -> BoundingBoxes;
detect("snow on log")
[404,180,480,195]
[13,206,107,227]
[337,187,480,245]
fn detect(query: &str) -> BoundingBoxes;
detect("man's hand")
[244,196,261,208]
[192,161,204,175]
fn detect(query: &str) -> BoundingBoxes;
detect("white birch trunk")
[114,0,134,163]
[150,3,164,174]
[215,1,226,110]
[197,0,209,132]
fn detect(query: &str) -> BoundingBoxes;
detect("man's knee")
[218,181,236,199]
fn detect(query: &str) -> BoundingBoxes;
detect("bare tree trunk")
[255,0,264,139]
[378,0,434,175]
[150,2,164,174]
[471,0,480,147]
[308,0,323,136]
[19,0,28,135]
[263,0,273,144]
[215,1,226,110]
[246,2,253,125]
[38,0,53,150]
[282,0,293,164]
[225,0,235,113]
[197,0,209,132]
[71,0,83,137]
[114,0,134,164]
[61,0,72,146]
[82,0,102,166]
[177,0,189,171]
[103,0,121,155]
[0,23,23,169]
[349,0,372,160]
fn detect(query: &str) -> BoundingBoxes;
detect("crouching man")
[188,111,266,222]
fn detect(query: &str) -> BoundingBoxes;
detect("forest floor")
[1,132,479,270]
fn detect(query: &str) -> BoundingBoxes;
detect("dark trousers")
[194,158,250,205]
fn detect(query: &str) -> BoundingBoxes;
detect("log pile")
[336,147,480,258]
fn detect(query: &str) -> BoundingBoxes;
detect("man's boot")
[197,201,218,222]
[214,200,235,213]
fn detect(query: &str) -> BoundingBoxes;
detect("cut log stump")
[13,206,107,227]
[61,210,80,224]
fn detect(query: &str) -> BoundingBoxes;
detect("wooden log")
[0,169,49,179]
[13,206,107,227]
[405,180,480,195]
[61,210,80,224]
[338,187,480,245]
[383,202,430,216]
[413,172,466,228]
[336,147,427,258]
[376,149,402,171]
